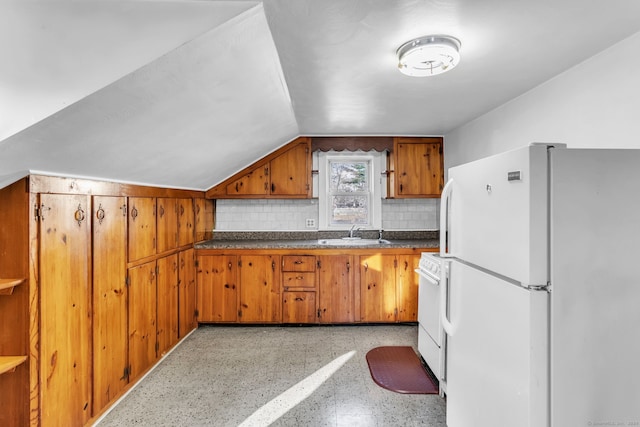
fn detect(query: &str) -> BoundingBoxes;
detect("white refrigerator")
[439,143,640,427]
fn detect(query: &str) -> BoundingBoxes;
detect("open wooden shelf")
[0,278,25,295]
[0,355,28,375]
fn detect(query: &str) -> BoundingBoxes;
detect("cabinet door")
[128,197,156,261]
[157,198,178,253]
[239,255,280,323]
[270,142,310,196]
[283,291,316,323]
[177,198,194,246]
[395,255,419,322]
[318,255,356,323]
[92,196,128,414]
[128,260,157,381]
[360,254,397,322]
[395,138,443,197]
[226,166,268,196]
[196,255,237,322]
[39,194,92,427]
[156,255,179,356]
[178,249,197,337]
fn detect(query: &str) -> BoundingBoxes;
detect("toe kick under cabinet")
[195,247,431,325]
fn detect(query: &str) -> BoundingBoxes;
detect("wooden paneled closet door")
[92,196,127,414]
[178,249,197,337]
[156,254,179,356]
[127,261,157,382]
[39,193,92,427]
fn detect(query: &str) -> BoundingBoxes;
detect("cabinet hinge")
[34,205,40,221]
[317,309,321,318]
[195,259,199,268]
[125,276,130,287]
[155,342,159,353]
[155,265,160,275]
[393,259,398,268]
[238,310,242,318]
[194,309,199,318]
[238,260,242,268]
[317,260,321,269]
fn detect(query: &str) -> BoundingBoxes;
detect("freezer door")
[445,260,536,427]
[549,149,640,426]
[447,145,548,286]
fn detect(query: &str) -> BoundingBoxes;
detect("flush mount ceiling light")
[396,35,461,77]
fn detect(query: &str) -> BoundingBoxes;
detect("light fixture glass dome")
[397,35,461,77]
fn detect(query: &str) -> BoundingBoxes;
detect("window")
[318,151,383,230]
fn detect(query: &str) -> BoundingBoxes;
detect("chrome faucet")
[348,224,361,238]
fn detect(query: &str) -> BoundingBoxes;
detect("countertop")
[194,231,439,250]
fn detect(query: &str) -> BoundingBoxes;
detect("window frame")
[318,150,383,231]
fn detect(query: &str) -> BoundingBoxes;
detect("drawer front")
[282,255,316,272]
[283,272,316,289]
[283,291,317,324]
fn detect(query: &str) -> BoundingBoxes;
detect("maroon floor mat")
[366,346,438,394]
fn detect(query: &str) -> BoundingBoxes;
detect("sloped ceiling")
[2,0,640,190]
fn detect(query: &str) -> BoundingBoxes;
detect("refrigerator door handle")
[440,261,455,336]
[440,178,454,258]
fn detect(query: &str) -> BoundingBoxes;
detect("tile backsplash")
[215,198,439,231]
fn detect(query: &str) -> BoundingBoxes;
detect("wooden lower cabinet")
[283,291,316,323]
[318,255,356,323]
[196,255,238,322]
[195,249,426,326]
[178,249,197,337]
[157,255,179,356]
[360,254,397,322]
[128,260,158,382]
[360,254,421,322]
[39,193,93,427]
[395,254,420,322]
[92,196,128,414]
[239,255,280,322]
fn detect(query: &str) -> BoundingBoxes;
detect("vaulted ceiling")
[2,0,640,190]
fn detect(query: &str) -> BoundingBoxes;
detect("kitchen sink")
[317,238,391,246]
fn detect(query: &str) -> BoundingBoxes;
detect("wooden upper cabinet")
[392,137,444,198]
[157,198,178,253]
[128,197,156,262]
[178,198,195,246]
[207,137,311,199]
[226,167,269,196]
[270,142,310,196]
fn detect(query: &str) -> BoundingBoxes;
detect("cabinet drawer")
[282,255,316,272]
[283,272,316,289]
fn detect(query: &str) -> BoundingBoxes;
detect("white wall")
[444,31,640,171]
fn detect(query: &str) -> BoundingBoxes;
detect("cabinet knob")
[74,204,86,226]
[96,204,105,224]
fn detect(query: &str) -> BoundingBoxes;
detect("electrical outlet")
[305,218,316,228]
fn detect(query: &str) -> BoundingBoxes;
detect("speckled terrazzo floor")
[95,324,446,427]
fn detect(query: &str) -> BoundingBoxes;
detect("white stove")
[416,252,447,395]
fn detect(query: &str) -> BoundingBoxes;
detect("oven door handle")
[415,268,439,286]
[440,263,455,336]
